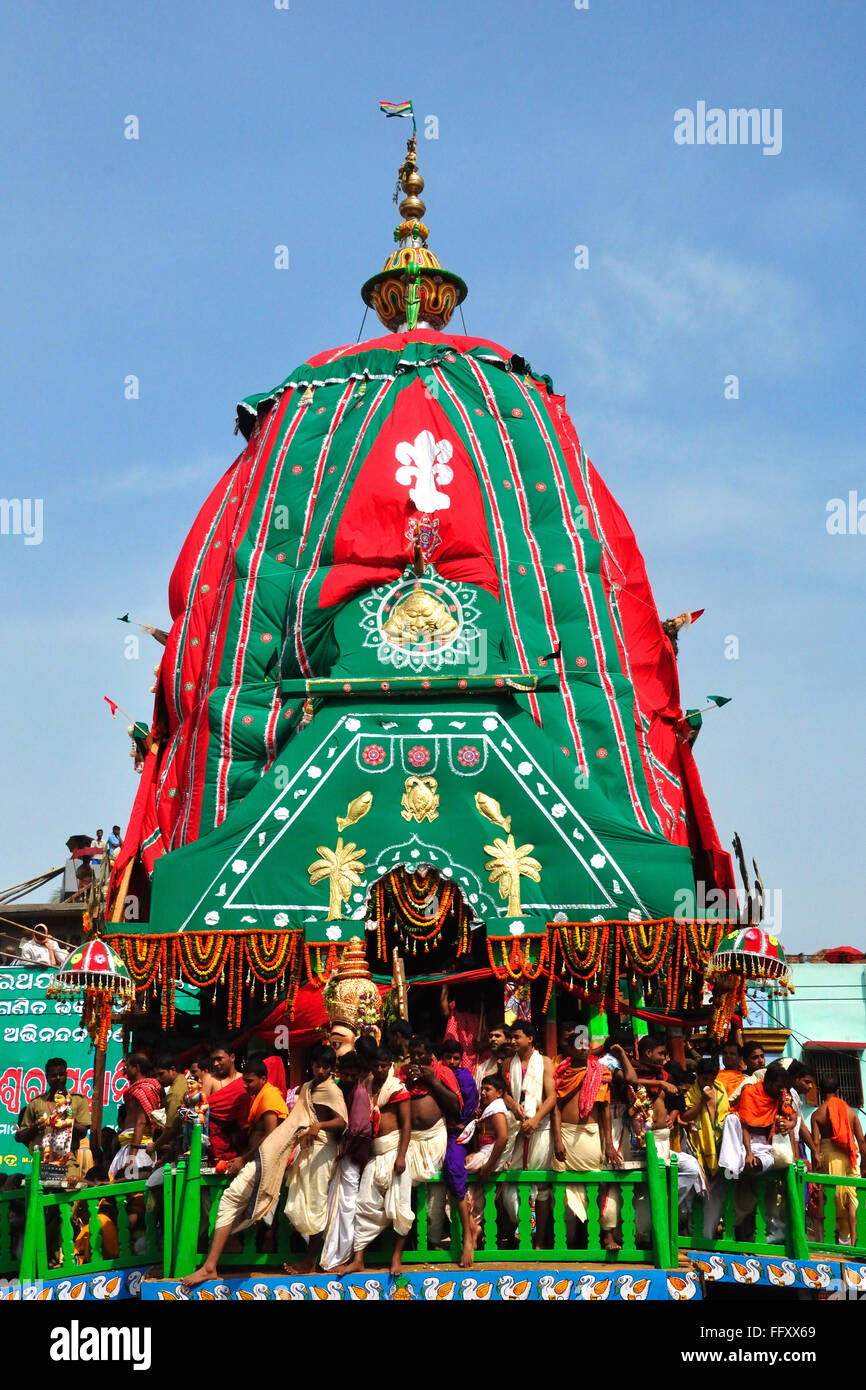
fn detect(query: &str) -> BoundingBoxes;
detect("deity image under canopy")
[106,121,735,1034]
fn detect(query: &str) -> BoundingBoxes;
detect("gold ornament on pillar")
[323,938,383,1038]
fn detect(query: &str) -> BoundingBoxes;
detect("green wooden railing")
[669,1156,809,1260]
[794,1164,866,1259]
[16,1156,162,1282]
[168,1128,670,1277]
[8,1136,864,1283]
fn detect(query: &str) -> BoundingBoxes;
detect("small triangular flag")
[707,695,732,708]
[117,613,130,624]
[104,697,119,718]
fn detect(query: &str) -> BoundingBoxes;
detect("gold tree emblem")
[484,835,541,917]
[308,838,367,921]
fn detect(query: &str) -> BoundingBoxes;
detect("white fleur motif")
[551,803,566,819]
[345,718,360,732]
[274,806,290,821]
[509,921,525,936]
[394,430,454,511]
[418,718,433,732]
[590,914,605,923]
[326,925,343,941]
[273,912,289,928]
[517,761,532,775]
[590,853,606,869]
[308,766,321,779]
[204,911,220,926]
[553,911,568,923]
[241,915,257,924]
[483,717,498,731]
[628,908,642,922]
[232,859,247,874]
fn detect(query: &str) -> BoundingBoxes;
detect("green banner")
[0,966,124,1173]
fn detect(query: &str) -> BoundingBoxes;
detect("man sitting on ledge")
[181,1061,287,1289]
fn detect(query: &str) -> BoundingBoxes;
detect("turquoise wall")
[779,963,866,1108]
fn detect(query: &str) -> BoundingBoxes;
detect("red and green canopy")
[109,328,733,998]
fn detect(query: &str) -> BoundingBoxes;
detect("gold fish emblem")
[401,775,439,823]
[336,791,373,832]
[474,792,511,833]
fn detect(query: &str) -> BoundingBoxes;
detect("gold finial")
[361,130,467,332]
[397,134,426,222]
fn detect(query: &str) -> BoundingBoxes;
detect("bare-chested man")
[400,1035,460,1233]
[552,1026,623,1251]
[811,1074,865,1246]
[334,1048,412,1277]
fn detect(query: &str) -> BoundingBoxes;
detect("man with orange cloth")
[180,1060,288,1288]
[551,1026,623,1252]
[811,1073,866,1246]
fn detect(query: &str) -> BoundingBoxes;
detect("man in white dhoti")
[500,1022,556,1242]
[332,1049,413,1277]
[282,1046,348,1273]
[552,1028,624,1251]
[321,1052,373,1271]
[398,1035,461,1257]
[181,1060,292,1287]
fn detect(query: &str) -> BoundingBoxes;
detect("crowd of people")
[10,1015,865,1278]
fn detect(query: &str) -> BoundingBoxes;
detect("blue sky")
[0,0,863,952]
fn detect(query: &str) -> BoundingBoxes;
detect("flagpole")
[104,697,139,725]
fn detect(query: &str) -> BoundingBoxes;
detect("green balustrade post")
[786,1162,808,1261]
[644,1132,672,1268]
[162,1165,174,1275]
[668,1153,679,1258]
[173,1126,202,1278]
[18,1157,42,1283]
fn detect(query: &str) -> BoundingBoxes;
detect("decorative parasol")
[708,926,792,991]
[48,937,135,1052]
[705,926,792,1040]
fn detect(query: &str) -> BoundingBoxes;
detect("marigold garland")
[370,868,472,959]
[81,988,114,1052]
[107,930,304,1029]
[553,924,608,979]
[620,919,672,975]
[486,935,549,981]
[305,942,344,984]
